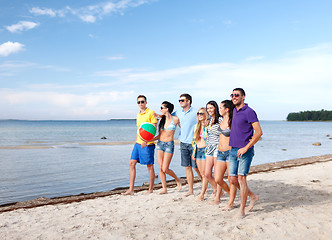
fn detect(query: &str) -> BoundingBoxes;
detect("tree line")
[287,109,332,121]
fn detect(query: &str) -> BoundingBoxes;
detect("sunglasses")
[137,100,145,104]
[197,112,205,116]
[161,106,167,110]
[179,99,188,103]
[230,93,240,98]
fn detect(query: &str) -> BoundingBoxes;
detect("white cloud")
[0,42,25,56]
[0,89,135,119]
[30,7,56,17]
[29,0,157,23]
[106,55,126,60]
[1,43,332,120]
[0,61,69,77]
[6,21,39,33]
[79,15,96,23]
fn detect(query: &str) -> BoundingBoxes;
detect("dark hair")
[137,95,147,101]
[180,93,192,105]
[221,100,235,128]
[233,88,245,96]
[159,101,174,131]
[206,100,220,125]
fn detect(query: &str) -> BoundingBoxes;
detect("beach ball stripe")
[138,122,156,142]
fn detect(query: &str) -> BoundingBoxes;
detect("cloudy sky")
[1,0,331,120]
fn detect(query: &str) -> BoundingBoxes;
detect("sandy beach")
[1,155,332,240]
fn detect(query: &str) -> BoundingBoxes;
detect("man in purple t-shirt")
[229,88,263,218]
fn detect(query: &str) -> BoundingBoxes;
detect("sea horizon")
[1,119,331,205]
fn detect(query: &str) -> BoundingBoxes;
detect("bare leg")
[122,159,137,195]
[184,166,194,196]
[146,164,155,194]
[193,167,202,180]
[196,159,208,201]
[210,185,225,205]
[214,160,230,196]
[163,157,182,191]
[222,164,237,211]
[162,152,182,193]
[204,156,217,192]
[157,150,168,194]
[247,184,259,211]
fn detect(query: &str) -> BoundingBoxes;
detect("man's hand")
[141,141,147,148]
[237,147,248,158]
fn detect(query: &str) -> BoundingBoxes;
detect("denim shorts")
[130,143,155,165]
[196,147,206,161]
[206,144,218,157]
[228,147,254,176]
[180,142,198,168]
[216,150,230,162]
[156,140,174,154]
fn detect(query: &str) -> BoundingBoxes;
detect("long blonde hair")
[193,107,208,142]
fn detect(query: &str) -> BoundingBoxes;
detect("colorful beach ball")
[138,122,156,142]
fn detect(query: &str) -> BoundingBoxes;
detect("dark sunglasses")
[161,106,167,110]
[197,112,205,116]
[179,99,187,103]
[230,93,240,98]
[137,100,145,104]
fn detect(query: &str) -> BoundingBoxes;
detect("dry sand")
[1,156,332,240]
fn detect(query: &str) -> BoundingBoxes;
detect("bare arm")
[237,121,263,157]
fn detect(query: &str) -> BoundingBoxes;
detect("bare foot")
[176,180,182,191]
[221,205,233,211]
[122,190,134,195]
[209,199,220,205]
[196,194,204,201]
[233,211,245,219]
[248,194,259,212]
[144,190,153,195]
[159,189,168,195]
[210,192,216,198]
[184,191,194,197]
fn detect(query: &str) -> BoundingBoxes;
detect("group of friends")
[123,88,263,218]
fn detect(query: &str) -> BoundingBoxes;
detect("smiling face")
[160,104,168,115]
[197,109,207,122]
[179,97,190,109]
[231,90,245,107]
[137,97,147,110]
[206,104,215,117]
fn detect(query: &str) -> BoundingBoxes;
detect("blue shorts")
[180,142,198,168]
[156,140,174,154]
[206,144,218,157]
[216,150,230,162]
[130,143,155,165]
[196,147,206,161]
[228,147,254,176]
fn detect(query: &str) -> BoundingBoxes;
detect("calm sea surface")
[0,120,331,205]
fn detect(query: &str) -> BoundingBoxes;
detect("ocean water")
[0,120,331,205]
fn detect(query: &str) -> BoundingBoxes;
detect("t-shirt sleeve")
[247,109,259,123]
[150,111,157,124]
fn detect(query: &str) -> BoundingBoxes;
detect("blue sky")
[1,0,332,120]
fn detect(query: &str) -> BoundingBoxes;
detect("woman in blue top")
[153,101,182,194]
